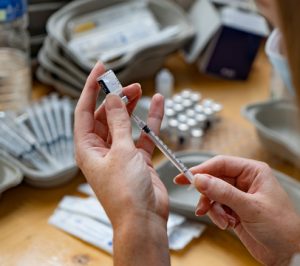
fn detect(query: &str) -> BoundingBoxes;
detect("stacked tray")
[37,0,194,97]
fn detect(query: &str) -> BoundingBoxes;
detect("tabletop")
[0,46,299,266]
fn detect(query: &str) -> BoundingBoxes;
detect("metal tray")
[243,100,300,167]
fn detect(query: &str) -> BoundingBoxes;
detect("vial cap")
[181,89,192,98]
[165,108,176,117]
[168,119,178,128]
[187,118,197,127]
[182,99,193,108]
[173,104,184,113]
[194,104,204,113]
[202,99,214,107]
[173,95,183,104]
[178,123,189,132]
[191,129,204,138]
[186,109,196,117]
[178,114,188,123]
[190,93,201,103]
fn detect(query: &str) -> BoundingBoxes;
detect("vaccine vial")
[177,123,189,149]
[0,0,31,111]
[167,118,179,147]
[189,129,204,150]
[195,113,208,129]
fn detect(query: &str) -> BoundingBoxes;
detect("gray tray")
[243,100,300,166]
[156,152,300,223]
[46,0,194,71]
[38,47,85,90]
[36,66,82,97]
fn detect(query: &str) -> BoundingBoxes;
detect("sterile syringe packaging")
[0,94,78,189]
[49,183,206,254]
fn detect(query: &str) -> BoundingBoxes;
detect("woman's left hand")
[74,62,169,230]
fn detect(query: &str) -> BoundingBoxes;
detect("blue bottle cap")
[0,0,27,22]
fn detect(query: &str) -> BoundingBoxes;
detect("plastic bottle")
[0,0,31,111]
[155,68,174,99]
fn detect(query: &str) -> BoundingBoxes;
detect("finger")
[107,83,142,144]
[189,155,261,182]
[94,83,142,123]
[195,194,212,216]
[74,62,106,140]
[136,94,164,156]
[207,202,229,230]
[105,94,135,149]
[193,174,250,214]
[94,83,142,140]
[173,174,191,185]
[176,155,266,191]
[174,173,235,186]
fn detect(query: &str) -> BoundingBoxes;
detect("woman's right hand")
[175,155,300,266]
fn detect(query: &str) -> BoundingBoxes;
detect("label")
[0,0,27,22]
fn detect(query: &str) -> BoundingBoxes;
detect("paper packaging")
[184,0,269,80]
[49,186,206,253]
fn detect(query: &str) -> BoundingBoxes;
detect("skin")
[74,62,170,266]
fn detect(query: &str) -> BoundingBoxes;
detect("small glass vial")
[177,123,190,150]
[189,128,204,150]
[0,0,31,111]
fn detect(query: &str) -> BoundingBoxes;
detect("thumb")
[193,174,249,215]
[105,94,134,148]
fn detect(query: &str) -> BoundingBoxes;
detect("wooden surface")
[1,47,299,266]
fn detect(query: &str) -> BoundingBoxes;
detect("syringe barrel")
[147,130,193,182]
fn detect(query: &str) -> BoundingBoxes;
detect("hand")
[175,155,300,266]
[74,63,170,266]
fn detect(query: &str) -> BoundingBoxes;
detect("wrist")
[113,209,168,233]
[273,214,300,266]
[113,211,170,266]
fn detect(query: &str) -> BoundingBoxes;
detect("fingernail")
[105,94,123,111]
[219,219,229,230]
[226,215,237,228]
[173,177,180,184]
[195,207,204,217]
[194,174,211,191]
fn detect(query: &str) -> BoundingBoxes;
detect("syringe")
[131,113,194,182]
[97,70,194,183]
